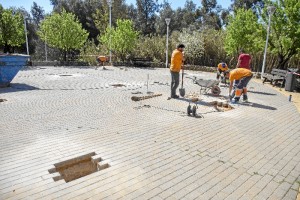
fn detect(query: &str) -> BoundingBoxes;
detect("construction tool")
[179,68,185,97]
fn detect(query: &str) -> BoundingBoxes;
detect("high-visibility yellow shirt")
[217,63,228,71]
[229,68,252,81]
[170,49,183,72]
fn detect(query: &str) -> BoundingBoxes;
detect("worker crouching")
[229,68,253,103]
[217,62,229,80]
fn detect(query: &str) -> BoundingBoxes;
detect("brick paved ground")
[0,66,299,200]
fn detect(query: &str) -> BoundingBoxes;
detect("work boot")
[231,97,240,104]
[172,95,179,99]
[243,94,249,102]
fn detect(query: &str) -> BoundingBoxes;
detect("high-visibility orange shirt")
[229,68,252,81]
[217,63,228,71]
[170,49,183,72]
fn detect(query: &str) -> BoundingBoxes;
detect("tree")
[136,0,160,35]
[178,28,205,65]
[155,1,174,35]
[181,0,199,29]
[224,8,264,56]
[133,34,166,61]
[92,7,109,35]
[0,8,25,53]
[51,0,101,42]
[202,29,228,67]
[80,39,103,66]
[126,4,138,23]
[50,0,59,7]
[263,0,300,69]
[31,2,45,26]
[230,0,264,13]
[198,0,223,30]
[100,19,139,61]
[111,0,129,22]
[38,9,89,61]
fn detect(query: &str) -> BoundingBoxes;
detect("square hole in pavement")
[48,152,109,183]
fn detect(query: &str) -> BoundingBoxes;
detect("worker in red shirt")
[236,49,251,70]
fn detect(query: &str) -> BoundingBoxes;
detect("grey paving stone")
[0,67,299,199]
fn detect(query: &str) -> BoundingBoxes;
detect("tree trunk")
[3,43,10,53]
[277,53,294,70]
[63,51,67,62]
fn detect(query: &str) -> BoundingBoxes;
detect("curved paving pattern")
[0,66,299,200]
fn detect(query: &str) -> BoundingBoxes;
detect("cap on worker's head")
[177,44,185,49]
[222,63,226,68]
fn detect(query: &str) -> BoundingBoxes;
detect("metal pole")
[165,18,171,68]
[261,14,271,79]
[109,0,112,64]
[166,24,169,68]
[261,6,275,79]
[147,74,149,93]
[24,18,29,55]
[45,34,48,61]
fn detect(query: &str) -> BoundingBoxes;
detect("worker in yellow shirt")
[216,62,229,80]
[229,68,253,103]
[170,44,185,98]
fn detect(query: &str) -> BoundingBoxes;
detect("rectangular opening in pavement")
[210,101,234,112]
[48,152,109,183]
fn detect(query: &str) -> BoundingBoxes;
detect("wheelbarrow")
[96,56,108,70]
[192,77,221,96]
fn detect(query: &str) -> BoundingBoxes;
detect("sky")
[1,0,232,14]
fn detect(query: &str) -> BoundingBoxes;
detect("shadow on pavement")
[0,83,39,93]
[240,102,277,110]
[248,90,277,96]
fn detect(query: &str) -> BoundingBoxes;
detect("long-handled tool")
[179,68,185,97]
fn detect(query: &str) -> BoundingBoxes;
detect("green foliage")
[92,8,109,34]
[224,8,264,55]
[202,29,228,67]
[178,28,205,64]
[199,0,223,29]
[133,34,166,62]
[155,2,174,35]
[38,9,88,61]
[51,0,101,42]
[79,40,107,66]
[31,2,44,26]
[181,1,199,29]
[263,0,300,68]
[100,19,139,61]
[0,8,25,52]
[230,0,264,13]
[136,0,160,35]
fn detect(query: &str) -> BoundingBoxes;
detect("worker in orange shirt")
[229,68,253,103]
[216,62,229,80]
[170,44,185,98]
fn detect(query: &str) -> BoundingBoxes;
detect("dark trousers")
[232,74,253,100]
[171,71,180,97]
[234,74,253,90]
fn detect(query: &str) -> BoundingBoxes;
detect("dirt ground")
[253,78,300,113]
